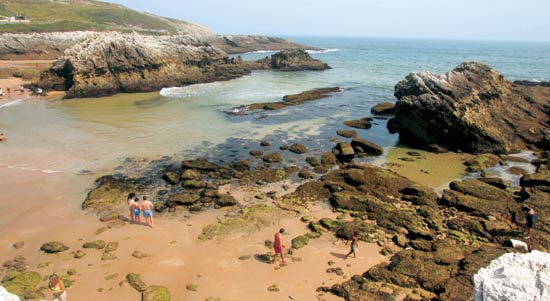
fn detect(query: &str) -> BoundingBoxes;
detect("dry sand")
[0,167,386,301]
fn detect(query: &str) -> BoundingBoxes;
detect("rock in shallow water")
[473,251,550,301]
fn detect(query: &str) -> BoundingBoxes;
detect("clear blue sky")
[109,0,550,41]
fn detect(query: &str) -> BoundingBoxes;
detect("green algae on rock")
[40,241,69,253]
[199,204,292,240]
[142,285,171,301]
[126,273,147,292]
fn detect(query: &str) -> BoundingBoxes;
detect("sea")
[1,37,549,178]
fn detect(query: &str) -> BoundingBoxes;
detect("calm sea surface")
[1,37,549,175]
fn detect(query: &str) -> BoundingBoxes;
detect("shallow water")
[0,37,549,198]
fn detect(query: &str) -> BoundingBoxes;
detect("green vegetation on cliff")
[0,0,184,34]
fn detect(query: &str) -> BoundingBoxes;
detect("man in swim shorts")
[272,228,286,264]
[141,196,154,228]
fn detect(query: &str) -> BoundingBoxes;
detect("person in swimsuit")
[523,206,536,238]
[272,228,286,264]
[127,192,136,221]
[345,233,359,259]
[49,274,67,301]
[140,196,154,228]
[131,197,141,224]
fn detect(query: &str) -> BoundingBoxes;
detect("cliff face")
[38,32,251,98]
[389,62,550,154]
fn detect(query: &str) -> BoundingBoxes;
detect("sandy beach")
[0,166,387,301]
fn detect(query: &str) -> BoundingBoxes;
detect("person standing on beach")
[48,274,67,301]
[345,233,359,259]
[523,206,536,238]
[272,228,287,264]
[140,196,154,228]
[127,192,136,221]
[131,197,141,224]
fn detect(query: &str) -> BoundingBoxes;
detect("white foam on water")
[307,48,341,54]
[160,82,222,98]
[1,164,61,174]
[0,99,24,109]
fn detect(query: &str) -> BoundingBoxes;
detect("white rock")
[0,286,21,301]
[474,250,550,301]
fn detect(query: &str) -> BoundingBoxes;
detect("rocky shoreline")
[1,62,549,301]
[36,32,330,98]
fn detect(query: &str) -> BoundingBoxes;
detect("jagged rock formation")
[473,251,550,301]
[38,32,251,98]
[252,49,331,71]
[389,62,550,154]
[37,32,330,98]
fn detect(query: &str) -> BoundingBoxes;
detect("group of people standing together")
[126,193,155,228]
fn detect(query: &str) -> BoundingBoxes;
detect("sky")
[108,0,550,41]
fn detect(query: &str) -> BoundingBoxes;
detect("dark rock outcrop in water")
[244,87,341,112]
[389,62,550,153]
[207,35,318,54]
[252,49,331,71]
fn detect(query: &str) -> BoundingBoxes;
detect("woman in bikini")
[127,192,136,221]
[49,274,66,301]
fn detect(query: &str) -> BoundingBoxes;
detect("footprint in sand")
[158,257,185,267]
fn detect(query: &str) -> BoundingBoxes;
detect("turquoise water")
[1,37,549,174]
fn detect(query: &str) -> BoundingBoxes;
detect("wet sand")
[0,167,386,301]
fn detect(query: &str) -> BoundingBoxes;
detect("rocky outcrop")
[473,251,550,301]
[37,32,330,98]
[389,62,550,153]
[207,35,316,54]
[244,87,341,112]
[252,49,331,71]
[38,32,251,98]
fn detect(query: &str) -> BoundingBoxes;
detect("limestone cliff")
[38,32,251,98]
[389,62,550,154]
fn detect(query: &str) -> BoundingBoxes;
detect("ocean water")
[1,37,549,175]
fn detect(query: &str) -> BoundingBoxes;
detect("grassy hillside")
[0,0,179,34]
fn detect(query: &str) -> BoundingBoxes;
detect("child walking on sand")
[345,233,359,259]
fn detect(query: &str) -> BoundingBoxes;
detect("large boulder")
[40,241,69,253]
[389,62,550,153]
[142,286,171,301]
[255,49,331,71]
[474,251,550,301]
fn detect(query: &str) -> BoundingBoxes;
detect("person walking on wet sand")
[48,274,67,301]
[272,228,287,264]
[130,196,141,224]
[523,206,536,239]
[345,233,359,259]
[140,196,155,228]
[127,192,136,221]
